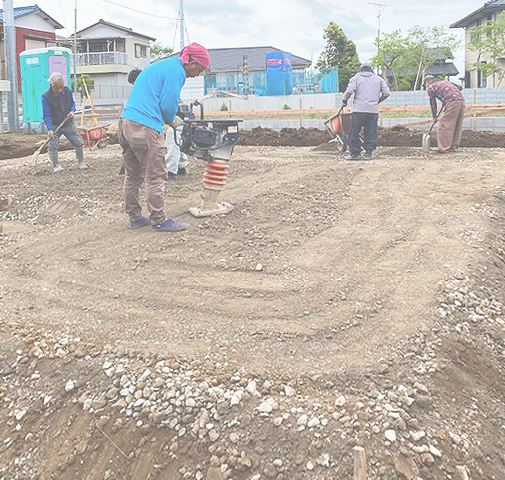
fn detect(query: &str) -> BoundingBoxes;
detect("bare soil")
[1,140,505,480]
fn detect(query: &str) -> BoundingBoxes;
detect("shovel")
[421,105,443,153]
[421,118,438,152]
[32,113,72,173]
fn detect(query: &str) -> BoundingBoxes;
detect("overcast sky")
[30,0,483,76]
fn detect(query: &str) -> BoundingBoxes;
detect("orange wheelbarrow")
[78,125,110,150]
[324,106,352,152]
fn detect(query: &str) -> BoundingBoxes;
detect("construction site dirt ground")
[1,139,505,480]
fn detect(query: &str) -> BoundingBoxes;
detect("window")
[470,19,481,41]
[478,62,487,88]
[135,44,147,58]
[464,71,471,88]
[90,42,107,52]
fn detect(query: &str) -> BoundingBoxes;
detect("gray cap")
[360,62,373,71]
[424,75,436,83]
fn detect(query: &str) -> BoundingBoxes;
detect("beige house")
[69,19,155,88]
[451,0,505,88]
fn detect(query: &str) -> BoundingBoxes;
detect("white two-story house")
[451,0,505,88]
[71,19,155,88]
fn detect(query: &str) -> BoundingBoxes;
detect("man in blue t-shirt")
[119,43,209,232]
[42,73,87,173]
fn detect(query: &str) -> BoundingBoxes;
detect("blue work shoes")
[152,219,187,232]
[129,216,151,229]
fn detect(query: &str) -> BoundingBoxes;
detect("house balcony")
[72,52,131,75]
[75,52,128,66]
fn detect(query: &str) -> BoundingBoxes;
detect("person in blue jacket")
[42,73,87,173]
[119,42,209,232]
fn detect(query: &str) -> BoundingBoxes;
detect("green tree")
[316,22,361,92]
[150,42,173,61]
[371,26,460,90]
[73,74,94,95]
[468,11,505,87]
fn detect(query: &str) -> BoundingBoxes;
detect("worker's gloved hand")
[163,124,170,134]
[169,117,184,129]
[68,112,75,118]
[342,100,347,107]
[47,130,54,138]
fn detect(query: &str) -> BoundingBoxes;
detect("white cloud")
[35,0,480,73]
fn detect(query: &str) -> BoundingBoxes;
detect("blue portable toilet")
[266,52,292,96]
[20,47,72,133]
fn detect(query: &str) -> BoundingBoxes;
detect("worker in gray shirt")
[342,63,390,160]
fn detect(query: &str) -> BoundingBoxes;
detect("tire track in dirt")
[1,146,505,378]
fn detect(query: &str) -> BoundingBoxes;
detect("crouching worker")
[42,73,87,173]
[165,103,189,179]
[119,42,209,232]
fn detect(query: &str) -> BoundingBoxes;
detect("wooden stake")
[353,446,367,480]
[80,95,86,127]
[83,81,98,125]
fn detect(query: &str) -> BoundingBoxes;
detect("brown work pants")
[437,100,465,152]
[118,118,168,224]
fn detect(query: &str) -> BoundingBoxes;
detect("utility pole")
[3,0,19,131]
[179,0,185,50]
[73,0,78,89]
[369,2,388,74]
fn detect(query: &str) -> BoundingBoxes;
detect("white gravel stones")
[230,391,243,406]
[307,417,320,428]
[335,395,347,407]
[414,382,428,393]
[284,385,296,397]
[297,414,308,426]
[412,445,429,453]
[245,381,258,395]
[429,445,442,458]
[65,380,75,392]
[138,368,151,383]
[257,398,276,413]
[410,430,426,442]
[273,417,283,426]
[15,410,26,421]
[385,429,397,442]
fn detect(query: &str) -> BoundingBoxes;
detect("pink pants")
[118,118,168,224]
[437,100,465,152]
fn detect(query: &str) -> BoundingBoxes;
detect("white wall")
[78,24,127,39]
[16,13,56,33]
[180,77,205,103]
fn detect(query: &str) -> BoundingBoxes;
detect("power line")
[57,0,69,30]
[99,0,178,19]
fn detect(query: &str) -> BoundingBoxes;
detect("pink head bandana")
[179,43,210,69]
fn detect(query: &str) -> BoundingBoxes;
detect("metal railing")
[75,52,128,66]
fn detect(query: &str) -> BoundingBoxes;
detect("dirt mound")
[1,126,505,161]
[237,127,329,146]
[379,126,505,148]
